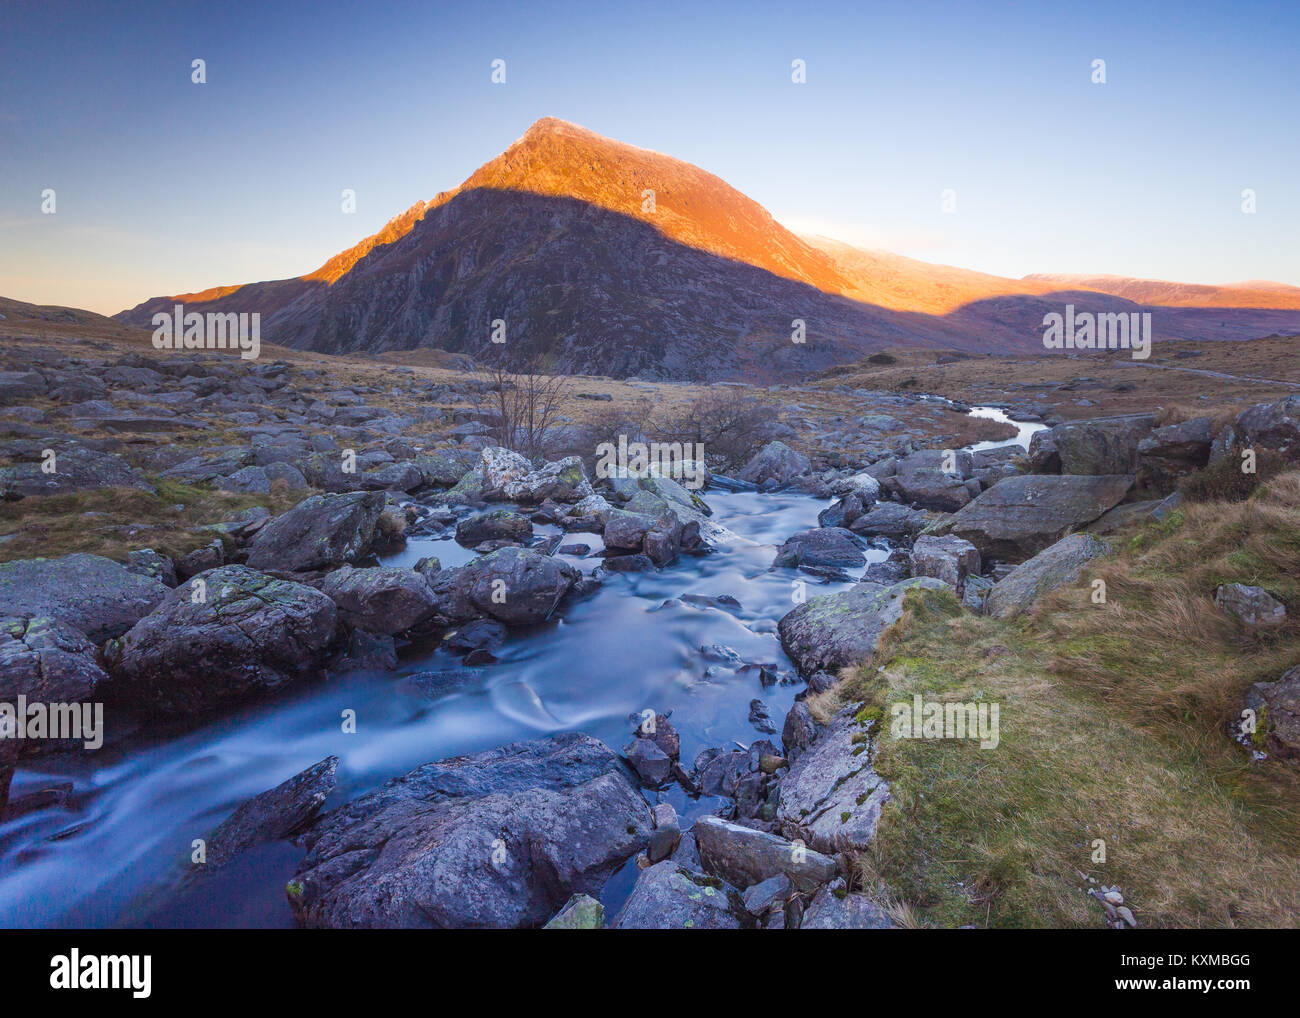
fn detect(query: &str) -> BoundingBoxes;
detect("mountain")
[1022,273,1300,310]
[117,118,1300,380]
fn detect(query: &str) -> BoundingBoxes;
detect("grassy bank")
[816,471,1300,928]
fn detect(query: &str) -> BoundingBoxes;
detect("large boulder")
[777,577,949,677]
[1215,583,1286,626]
[0,445,155,499]
[287,733,651,928]
[1028,415,1154,475]
[473,446,532,500]
[1136,418,1213,491]
[777,704,889,855]
[1234,395,1300,455]
[890,450,975,512]
[944,474,1133,562]
[246,492,386,573]
[104,565,337,718]
[429,546,587,626]
[849,503,929,539]
[772,528,866,571]
[0,615,108,705]
[318,566,439,635]
[0,554,168,643]
[985,533,1113,618]
[611,861,748,929]
[502,456,594,504]
[908,535,980,594]
[738,441,811,487]
[693,815,838,891]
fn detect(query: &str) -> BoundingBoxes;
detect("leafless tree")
[473,348,570,464]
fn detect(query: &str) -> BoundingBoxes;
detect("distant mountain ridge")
[115,118,1300,380]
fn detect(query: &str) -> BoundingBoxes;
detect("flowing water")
[0,489,888,928]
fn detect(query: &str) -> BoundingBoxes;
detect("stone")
[429,546,586,627]
[454,509,533,547]
[287,733,651,929]
[1029,415,1154,475]
[200,757,338,869]
[318,566,440,635]
[693,815,838,891]
[944,474,1134,562]
[738,441,811,487]
[611,861,747,929]
[777,704,889,855]
[1244,665,1300,758]
[1215,584,1286,626]
[891,450,974,512]
[777,577,949,677]
[648,803,682,863]
[0,445,155,499]
[104,565,337,719]
[909,535,980,594]
[782,701,817,757]
[543,893,605,929]
[800,878,893,929]
[848,503,929,539]
[0,553,168,643]
[772,528,866,571]
[246,492,386,573]
[985,533,1113,619]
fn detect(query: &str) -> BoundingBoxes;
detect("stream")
[0,406,1043,928]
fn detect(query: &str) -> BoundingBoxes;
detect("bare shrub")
[655,389,777,473]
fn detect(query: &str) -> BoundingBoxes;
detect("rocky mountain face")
[116,118,1300,380]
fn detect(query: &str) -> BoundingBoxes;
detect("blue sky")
[2,0,1297,314]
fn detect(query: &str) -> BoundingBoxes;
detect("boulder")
[848,503,929,539]
[782,701,818,758]
[318,566,440,635]
[246,492,386,573]
[287,733,651,929]
[738,441,811,487]
[1235,395,1300,454]
[0,615,108,705]
[0,553,168,643]
[777,577,949,677]
[611,861,747,929]
[0,446,155,499]
[777,704,890,855]
[891,450,974,512]
[474,446,532,500]
[985,533,1113,619]
[1029,415,1154,475]
[944,474,1133,562]
[429,547,586,627]
[104,565,337,719]
[648,803,682,863]
[1136,418,1213,491]
[693,815,838,891]
[502,456,594,504]
[454,509,533,547]
[1215,584,1286,626]
[773,528,866,571]
[199,757,338,869]
[801,878,893,929]
[909,535,981,595]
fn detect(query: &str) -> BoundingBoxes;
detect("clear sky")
[2,0,1297,315]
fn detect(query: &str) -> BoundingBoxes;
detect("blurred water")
[0,490,885,928]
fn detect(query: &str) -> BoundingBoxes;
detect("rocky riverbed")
[3,340,1299,929]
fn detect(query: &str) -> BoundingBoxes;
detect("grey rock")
[693,815,838,891]
[288,733,651,929]
[985,533,1112,618]
[801,878,893,929]
[738,441,811,487]
[1215,583,1286,626]
[773,528,866,571]
[611,861,747,929]
[543,893,605,929]
[200,757,338,869]
[0,553,168,643]
[1245,665,1300,758]
[319,566,439,635]
[909,535,980,594]
[454,509,533,547]
[246,491,386,573]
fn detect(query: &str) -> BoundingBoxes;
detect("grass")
[816,471,1300,928]
[0,479,301,564]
